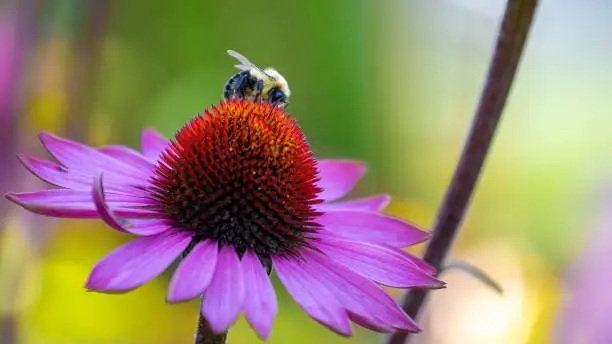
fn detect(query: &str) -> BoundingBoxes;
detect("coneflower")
[6,99,442,340]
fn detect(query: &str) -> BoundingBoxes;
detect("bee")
[223,50,291,107]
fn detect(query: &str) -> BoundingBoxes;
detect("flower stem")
[386,1,539,343]
[195,311,227,344]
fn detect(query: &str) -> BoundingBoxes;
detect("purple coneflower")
[6,99,441,339]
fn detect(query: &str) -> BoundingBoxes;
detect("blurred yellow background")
[0,0,610,343]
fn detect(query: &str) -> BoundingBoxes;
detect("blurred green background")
[1,0,610,343]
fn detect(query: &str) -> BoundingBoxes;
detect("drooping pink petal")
[123,220,173,236]
[316,238,442,288]
[93,175,129,230]
[5,191,158,219]
[98,145,154,172]
[39,133,143,176]
[317,160,366,202]
[302,249,420,333]
[86,231,190,293]
[273,255,353,336]
[317,210,429,248]
[141,128,169,162]
[92,174,161,233]
[241,251,277,340]
[167,240,218,303]
[201,246,245,334]
[317,194,391,212]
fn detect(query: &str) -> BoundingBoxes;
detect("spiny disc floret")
[149,100,322,258]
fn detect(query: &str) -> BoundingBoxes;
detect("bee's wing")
[234,64,254,71]
[227,50,253,66]
[227,50,275,79]
[228,50,261,70]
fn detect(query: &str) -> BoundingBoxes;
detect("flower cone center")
[150,99,322,258]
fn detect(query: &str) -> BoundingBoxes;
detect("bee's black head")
[268,88,287,106]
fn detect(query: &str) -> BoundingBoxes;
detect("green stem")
[195,310,227,344]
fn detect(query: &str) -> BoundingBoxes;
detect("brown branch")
[386,0,539,343]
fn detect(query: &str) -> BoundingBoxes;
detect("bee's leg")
[254,79,264,102]
[233,73,251,99]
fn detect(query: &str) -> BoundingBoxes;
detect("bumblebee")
[223,50,291,107]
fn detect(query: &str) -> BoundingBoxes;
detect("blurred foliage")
[95,0,375,162]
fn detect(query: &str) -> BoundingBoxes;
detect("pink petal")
[141,128,168,161]
[18,154,148,192]
[201,246,245,334]
[92,174,162,234]
[123,220,174,236]
[302,249,420,333]
[5,191,158,219]
[92,174,129,232]
[91,219,171,236]
[98,145,154,172]
[404,252,437,276]
[316,238,442,288]
[317,210,429,248]
[347,313,392,332]
[167,240,218,303]
[317,160,366,202]
[39,132,142,175]
[273,256,353,336]
[241,251,277,340]
[5,189,146,205]
[86,231,190,292]
[17,155,87,189]
[318,194,391,212]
